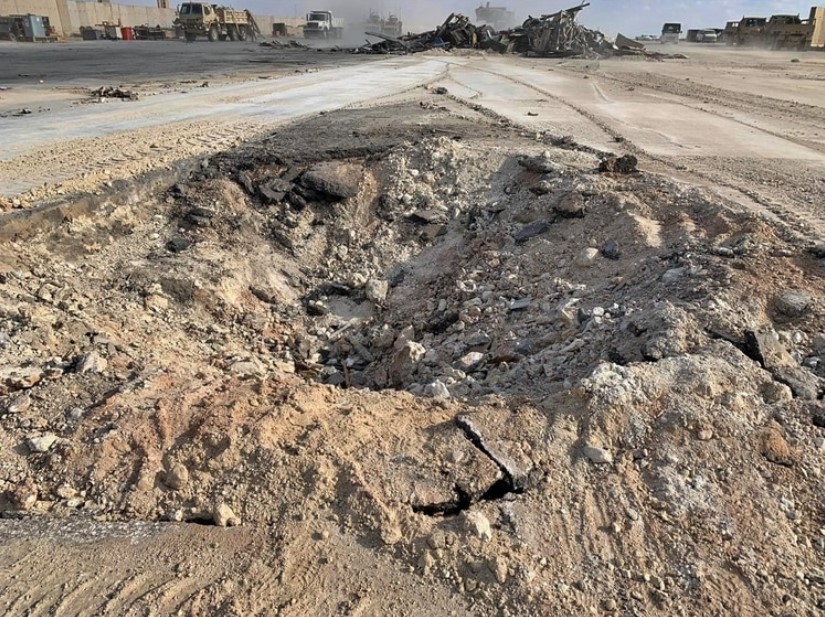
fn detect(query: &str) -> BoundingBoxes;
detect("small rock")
[300,162,361,201]
[424,380,451,399]
[389,341,426,386]
[602,599,618,612]
[662,267,686,283]
[76,351,107,374]
[7,393,31,414]
[365,279,389,303]
[212,502,241,527]
[776,290,814,318]
[519,154,558,174]
[514,221,552,245]
[745,330,794,370]
[529,180,554,196]
[165,463,190,490]
[760,426,796,467]
[552,192,585,218]
[432,86,449,95]
[229,360,264,377]
[576,248,600,267]
[9,479,38,511]
[814,437,825,450]
[810,243,825,258]
[600,239,621,260]
[423,349,441,365]
[771,366,821,401]
[582,445,613,464]
[697,428,714,441]
[55,485,77,500]
[508,298,532,312]
[599,154,638,174]
[456,352,485,372]
[487,556,508,584]
[273,360,296,374]
[166,236,192,253]
[419,550,436,574]
[144,294,169,311]
[380,524,403,545]
[27,433,58,453]
[465,511,493,541]
[465,331,492,348]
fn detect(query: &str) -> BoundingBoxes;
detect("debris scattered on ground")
[358,4,688,60]
[259,39,307,50]
[90,86,139,101]
[599,153,638,173]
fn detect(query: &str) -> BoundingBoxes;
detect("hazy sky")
[164,1,817,35]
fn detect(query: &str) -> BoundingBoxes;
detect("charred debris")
[358,3,686,60]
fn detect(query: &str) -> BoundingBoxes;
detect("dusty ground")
[1,43,825,616]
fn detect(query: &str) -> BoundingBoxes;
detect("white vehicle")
[696,28,719,43]
[304,10,345,39]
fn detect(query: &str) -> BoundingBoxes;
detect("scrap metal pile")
[359,2,681,59]
[517,4,612,56]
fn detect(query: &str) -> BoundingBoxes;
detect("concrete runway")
[0,40,360,87]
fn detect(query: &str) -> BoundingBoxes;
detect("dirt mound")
[1,103,825,615]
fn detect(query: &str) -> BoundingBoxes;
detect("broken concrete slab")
[455,407,545,491]
[300,162,362,201]
[599,154,638,174]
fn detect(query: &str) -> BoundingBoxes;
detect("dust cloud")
[322,0,448,34]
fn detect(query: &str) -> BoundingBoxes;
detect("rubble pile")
[358,3,672,59]
[516,4,612,57]
[1,103,824,614]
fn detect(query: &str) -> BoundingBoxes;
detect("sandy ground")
[1,42,825,616]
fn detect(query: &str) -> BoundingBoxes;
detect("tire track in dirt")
[555,66,825,155]
[447,62,825,241]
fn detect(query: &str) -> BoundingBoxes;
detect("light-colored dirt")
[1,45,825,616]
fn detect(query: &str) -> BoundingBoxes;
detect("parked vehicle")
[722,21,739,43]
[365,11,403,38]
[725,16,767,46]
[766,13,813,50]
[0,14,51,42]
[304,10,345,39]
[696,28,719,42]
[660,22,682,44]
[177,3,260,42]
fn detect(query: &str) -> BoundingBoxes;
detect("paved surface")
[0,40,356,86]
[0,56,452,159]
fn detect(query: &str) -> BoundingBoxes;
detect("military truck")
[722,21,739,43]
[382,14,403,37]
[177,3,261,42]
[365,11,403,38]
[765,14,810,49]
[725,16,768,46]
[304,10,345,39]
[660,22,682,44]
